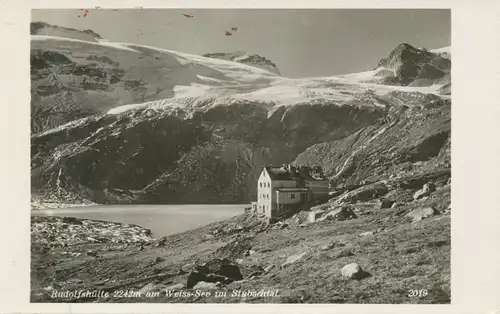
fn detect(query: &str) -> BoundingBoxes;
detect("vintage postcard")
[1,1,500,313]
[29,7,452,304]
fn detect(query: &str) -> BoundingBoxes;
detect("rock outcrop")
[30,216,153,247]
[374,43,451,86]
[203,51,281,75]
[186,258,244,288]
[406,207,440,223]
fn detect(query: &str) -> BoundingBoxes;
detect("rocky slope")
[295,96,450,189]
[31,182,451,303]
[30,23,450,206]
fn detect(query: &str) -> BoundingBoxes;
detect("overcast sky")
[32,9,450,78]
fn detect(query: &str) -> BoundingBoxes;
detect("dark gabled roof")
[264,165,301,181]
[264,164,328,182]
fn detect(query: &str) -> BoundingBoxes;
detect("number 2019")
[408,289,428,297]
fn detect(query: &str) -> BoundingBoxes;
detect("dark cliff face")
[31,100,385,204]
[295,99,451,188]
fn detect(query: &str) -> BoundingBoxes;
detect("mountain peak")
[30,22,103,42]
[375,43,451,86]
[378,43,426,68]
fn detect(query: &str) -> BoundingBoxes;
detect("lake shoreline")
[31,203,249,238]
[31,201,97,211]
[31,202,250,210]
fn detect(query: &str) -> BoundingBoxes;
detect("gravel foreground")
[31,181,450,304]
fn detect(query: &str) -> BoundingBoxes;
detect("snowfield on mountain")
[31,33,449,129]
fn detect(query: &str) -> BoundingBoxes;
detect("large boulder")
[413,182,437,200]
[193,281,220,290]
[405,206,440,222]
[281,252,307,268]
[203,258,244,281]
[186,271,210,289]
[333,182,389,204]
[341,263,371,280]
[317,207,357,222]
[378,199,396,209]
[186,258,245,288]
[307,210,326,223]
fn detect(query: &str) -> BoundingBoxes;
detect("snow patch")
[430,46,451,59]
[107,103,149,115]
[31,35,139,52]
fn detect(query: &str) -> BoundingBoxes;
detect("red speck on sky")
[80,8,89,17]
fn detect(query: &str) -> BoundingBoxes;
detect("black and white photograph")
[29,8,453,304]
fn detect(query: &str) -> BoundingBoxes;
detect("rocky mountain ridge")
[203,51,281,75]
[30,23,451,206]
[31,22,103,42]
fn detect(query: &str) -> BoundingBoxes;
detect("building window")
[291,194,295,199]
[260,182,262,187]
[267,183,270,187]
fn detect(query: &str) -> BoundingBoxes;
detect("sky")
[31,9,450,78]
